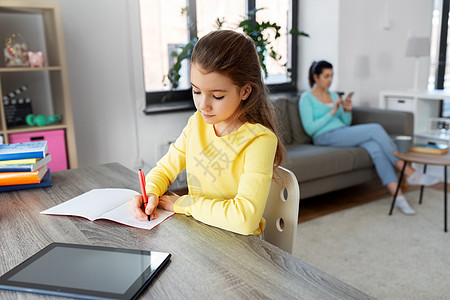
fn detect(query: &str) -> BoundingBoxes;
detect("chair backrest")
[262,166,300,254]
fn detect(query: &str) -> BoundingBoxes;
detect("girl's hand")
[342,97,352,112]
[158,194,179,212]
[129,193,159,221]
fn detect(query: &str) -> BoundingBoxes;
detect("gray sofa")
[271,96,414,199]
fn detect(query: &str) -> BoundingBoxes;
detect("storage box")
[386,96,414,112]
[8,129,68,171]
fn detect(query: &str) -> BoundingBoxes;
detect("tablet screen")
[0,243,171,300]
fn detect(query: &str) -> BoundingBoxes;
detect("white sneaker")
[407,171,440,186]
[395,196,416,215]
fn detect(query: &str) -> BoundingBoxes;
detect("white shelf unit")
[379,90,450,180]
[378,90,450,140]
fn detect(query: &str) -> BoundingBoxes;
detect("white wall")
[299,0,433,107]
[22,0,435,171]
[56,0,141,169]
[298,0,340,91]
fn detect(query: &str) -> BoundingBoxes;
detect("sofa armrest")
[352,107,414,136]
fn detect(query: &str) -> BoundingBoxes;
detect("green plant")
[166,38,198,90]
[165,8,308,89]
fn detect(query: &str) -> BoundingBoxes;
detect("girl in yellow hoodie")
[129,30,286,236]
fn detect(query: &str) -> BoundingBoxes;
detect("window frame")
[435,0,449,89]
[143,0,299,114]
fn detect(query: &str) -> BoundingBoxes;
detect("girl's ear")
[240,84,252,100]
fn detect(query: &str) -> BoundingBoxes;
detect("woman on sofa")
[299,60,439,215]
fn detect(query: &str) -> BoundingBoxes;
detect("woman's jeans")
[313,123,399,185]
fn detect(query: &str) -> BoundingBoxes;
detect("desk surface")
[0,163,374,300]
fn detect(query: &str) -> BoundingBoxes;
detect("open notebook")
[40,188,174,230]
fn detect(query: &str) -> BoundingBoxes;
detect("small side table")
[390,150,450,232]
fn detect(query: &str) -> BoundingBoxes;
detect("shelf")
[380,90,450,100]
[0,0,77,169]
[380,90,443,135]
[415,131,450,142]
[0,66,62,73]
[0,1,58,13]
[1,124,67,134]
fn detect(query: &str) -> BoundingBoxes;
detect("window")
[429,0,450,90]
[139,0,299,113]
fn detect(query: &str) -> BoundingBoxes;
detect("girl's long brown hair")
[190,30,286,168]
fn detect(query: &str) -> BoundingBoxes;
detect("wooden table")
[0,163,374,299]
[391,150,450,232]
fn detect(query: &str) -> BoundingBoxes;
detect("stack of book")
[409,143,449,155]
[0,141,52,192]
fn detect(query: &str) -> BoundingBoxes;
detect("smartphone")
[345,92,354,100]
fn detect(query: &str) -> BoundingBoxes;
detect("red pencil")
[138,169,150,221]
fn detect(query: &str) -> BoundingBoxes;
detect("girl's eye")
[213,95,224,100]
[193,90,201,95]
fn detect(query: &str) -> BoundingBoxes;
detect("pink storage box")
[8,129,68,172]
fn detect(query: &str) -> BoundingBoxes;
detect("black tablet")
[0,243,171,300]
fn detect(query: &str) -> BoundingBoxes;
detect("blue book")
[0,154,52,172]
[0,141,47,161]
[0,170,52,192]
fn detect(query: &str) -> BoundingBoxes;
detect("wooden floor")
[172,179,448,225]
[298,180,448,223]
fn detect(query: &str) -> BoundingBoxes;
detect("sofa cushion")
[271,97,292,145]
[283,144,373,182]
[346,147,374,170]
[352,107,414,136]
[286,97,313,144]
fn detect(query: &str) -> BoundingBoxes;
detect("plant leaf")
[289,28,309,37]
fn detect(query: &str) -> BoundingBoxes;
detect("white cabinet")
[379,90,446,139]
[380,90,450,180]
[384,96,415,112]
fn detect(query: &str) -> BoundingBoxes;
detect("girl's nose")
[198,96,211,112]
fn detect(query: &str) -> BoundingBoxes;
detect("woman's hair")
[190,29,285,168]
[308,60,333,87]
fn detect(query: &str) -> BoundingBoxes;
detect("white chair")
[262,166,300,254]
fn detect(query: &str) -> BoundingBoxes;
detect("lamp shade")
[405,37,430,57]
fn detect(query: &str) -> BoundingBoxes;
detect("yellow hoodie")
[146,111,277,235]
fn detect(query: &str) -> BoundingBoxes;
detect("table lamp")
[405,36,430,91]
